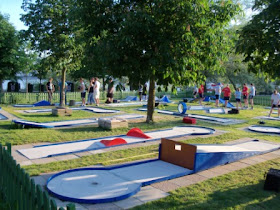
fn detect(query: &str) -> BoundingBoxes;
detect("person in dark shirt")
[142,83,147,100]
[46,78,55,103]
[106,78,114,103]
[87,77,95,105]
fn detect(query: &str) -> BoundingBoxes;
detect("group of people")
[193,83,256,109]
[79,77,114,106]
[46,77,114,106]
[79,77,101,106]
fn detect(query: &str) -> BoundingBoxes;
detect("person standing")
[106,78,114,103]
[87,78,95,105]
[242,83,249,109]
[46,78,55,104]
[249,83,256,110]
[268,90,280,118]
[94,77,100,106]
[142,83,147,100]
[222,84,231,108]
[138,84,143,101]
[193,86,198,99]
[214,83,222,107]
[235,88,242,109]
[59,80,68,105]
[198,84,204,105]
[79,78,86,106]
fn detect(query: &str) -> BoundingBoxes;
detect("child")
[235,88,242,109]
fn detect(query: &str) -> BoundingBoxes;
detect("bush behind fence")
[0,143,75,210]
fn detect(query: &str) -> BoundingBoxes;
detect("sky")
[0,0,27,30]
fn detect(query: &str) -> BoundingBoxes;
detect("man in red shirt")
[222,84,231,108]
[198,84,204,105]
[242,83,249,109]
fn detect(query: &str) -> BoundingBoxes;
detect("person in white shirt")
[193,86,198,99]
[208,83,221,107]
[249,83,256,110]
[268,90,280,117]
[94,77,101,106]
[79,78,86,106]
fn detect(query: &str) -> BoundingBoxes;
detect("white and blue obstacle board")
[46,138,280,203]
[157,109,244,125]
[13,114,144,128]
[17,126,215,159]
[248,125,280,135]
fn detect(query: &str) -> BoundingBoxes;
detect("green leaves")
[236,0,280,79]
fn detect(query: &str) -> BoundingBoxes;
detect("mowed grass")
[1,102,280,208]
[133,158,280,210]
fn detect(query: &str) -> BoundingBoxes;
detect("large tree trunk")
[228,77,237,90]
[60,67,66,107]
[26,74,28,93]
[146,78,155,123]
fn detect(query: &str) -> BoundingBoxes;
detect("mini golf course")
[46,138,280,204]
[17,126,215,159]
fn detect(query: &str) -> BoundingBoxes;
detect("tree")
[0,13,21,92]
[77,0,241,122]
[236,0,280,79]
[21,0,82,106]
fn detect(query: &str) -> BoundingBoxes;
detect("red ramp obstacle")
[126,128,151,139]
[100,138,127,147]
[183,117,196,124]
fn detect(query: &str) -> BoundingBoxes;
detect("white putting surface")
[248,126,280,134]
[207,108,225,114]
[157,110,233,123]
[47,160,190,201]
[14,118,98,128]
[14,114,144,129]
[106,102,147,107]
[18,126,214,159]
[188,106,206,110]
[23,107,119,113]
[197,141,279,153]
[257,116,280,121]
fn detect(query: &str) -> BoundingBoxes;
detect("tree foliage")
[0,13,22,92]
[21,0,83,106]
[77,0,241,122]
[236,0,280,79]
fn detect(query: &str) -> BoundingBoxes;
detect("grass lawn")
[1,101,280,209]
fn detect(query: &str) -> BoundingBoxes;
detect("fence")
[0,91,191,105]
[0,143,76,210]
[0,91,272,106]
